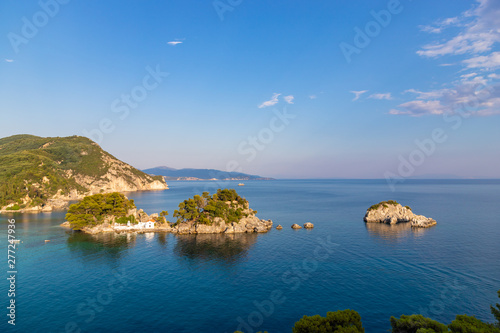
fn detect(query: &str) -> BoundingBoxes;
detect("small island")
[363,200,437,228]
[64,189,272,234]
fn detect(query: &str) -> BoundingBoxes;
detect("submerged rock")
[364,201,436,228]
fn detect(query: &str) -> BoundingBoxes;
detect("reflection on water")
[365,222,430,242]
[156,232,169,247]
[66,231,137,263]
[173,233,258,267]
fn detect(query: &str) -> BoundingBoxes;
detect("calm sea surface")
[1,180,499,333]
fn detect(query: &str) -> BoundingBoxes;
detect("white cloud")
[417,32,499,58]
[404,88,450,100]
[461,72,478,79]
[167,41,183,46]
[368,93,393,100]
[350,90,368,101]
[463,51,500,70]
[258,93,281,108]
[419,17,460,34]
[309,95,317,100]
[417,0,500,58]
[393,0,500,117]
[283,95,294,104]
[392,82,500,116]
[4,59,13,62]
[390,100,447,116]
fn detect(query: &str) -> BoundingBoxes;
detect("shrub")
[390,314,448,333]
[368,200,401,211]
[293,309,365,333]
[6,204,21,211]
[492,290,500,328]
[449,314,500,332]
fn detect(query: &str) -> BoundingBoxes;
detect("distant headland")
[143,166,274,181]
[0,135,168,214]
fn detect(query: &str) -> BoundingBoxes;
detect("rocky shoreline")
[364,201,437,228]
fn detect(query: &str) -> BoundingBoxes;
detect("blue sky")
[0,0,499,179]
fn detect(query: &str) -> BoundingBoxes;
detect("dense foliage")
[65,192,136,230]
[448,315,500,332]
[173,189,252,224]
[292,310,365,333]
[390,314,448,333]
[0,134,164,209]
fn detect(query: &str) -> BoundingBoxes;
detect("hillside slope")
[0,135,168,212]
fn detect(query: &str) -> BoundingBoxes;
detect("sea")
[1,179,499,333]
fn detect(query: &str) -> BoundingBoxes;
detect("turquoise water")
[1,180,499,332]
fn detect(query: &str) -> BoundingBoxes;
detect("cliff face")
[0,135,168,212]
[68,152,167,196]
[364,202,437,228]
[173,215,273,234]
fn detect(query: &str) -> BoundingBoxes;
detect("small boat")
[238,183,245,186]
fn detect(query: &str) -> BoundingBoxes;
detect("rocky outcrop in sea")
[363,201,437,228]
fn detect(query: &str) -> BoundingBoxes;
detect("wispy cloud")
[404,88,449,100]
[390,100,446,116]
[167,41,183,46]
[309,95,317,100]
[258,93,281,108]
[283,95,295,104]
[463,51,500,70]
[350,90,368,101]
[417,0,500,58]
[419,17,460,34]
[368,93,393,100]
[393,0,500,117]
[392,81,500,116]
[4,59,13,63]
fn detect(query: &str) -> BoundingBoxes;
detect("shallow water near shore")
[1,179,499,332]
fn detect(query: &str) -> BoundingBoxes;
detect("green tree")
[159,210,169,223]
[293,309,365,333]
[390,314,448,333]
[173,189,250,224]
[65,192,135,230]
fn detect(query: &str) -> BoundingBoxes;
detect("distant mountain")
[408,174,465,179]
[143,166,274,180]
[0,135,168,212]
